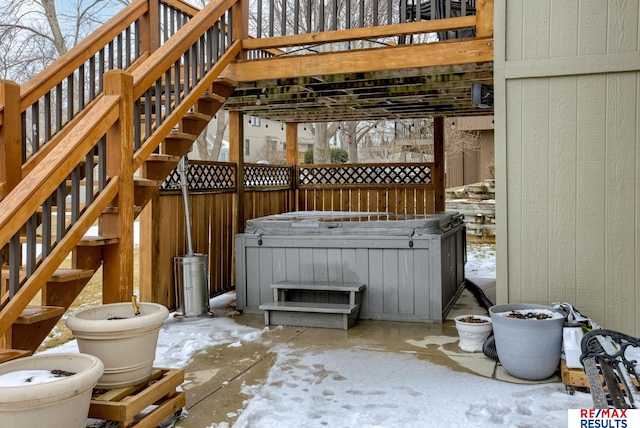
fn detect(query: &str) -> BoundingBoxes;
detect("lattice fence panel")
[244,164,292,188]
[161,162,236,191]
[298,164,432,186]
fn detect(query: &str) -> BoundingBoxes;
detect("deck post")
[229,111,245,233]
[231,0,249,60]
[433,116,445,211]
[285,122,299,211]
[140,0,160,54]
[475,0,494,38]
[101,70,135,303]
[0,80,21,200]
[0,80,21,348]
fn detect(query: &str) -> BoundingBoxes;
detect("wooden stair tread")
[133,177,162,186]
[259,301,358,314]
[215,76,238,87]
[15,305,66,324]
[48,268,94,282]
[183,111,212,122]
[147,153,181,162]
[1,268,93,283]
[271,281,366,293]
[0,349,32,363]
[103,205,143,214]
[200,92,226,103]
[78,236,120,246]
[165,131,197,142]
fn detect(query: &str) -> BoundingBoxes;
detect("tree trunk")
[41,0,67,55]
[313,124,329,164]
[196,112,227,161]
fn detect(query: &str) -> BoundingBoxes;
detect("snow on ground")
[45,243,594,427]
[228,345,591,428]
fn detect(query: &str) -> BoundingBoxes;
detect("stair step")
[48,268,94,283]
[103,205,143,214]
[271,281,365,293]
[78,236,120,246]
[165,131,197,144]
[0,349,32,363]
[259,301,358,314]
[1,268,94,283]
[147,153,181,163]
[201,92,226,103]
[15,305,66,324]
[215,77,238,88]
[259,301,360,330]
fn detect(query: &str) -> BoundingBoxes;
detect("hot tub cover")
[244,211,462,236]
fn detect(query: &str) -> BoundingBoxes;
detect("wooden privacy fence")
[141,160,435,308]
[296,163,436,213]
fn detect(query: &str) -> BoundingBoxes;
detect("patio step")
[260,301,360,330]
[260,281,366,330]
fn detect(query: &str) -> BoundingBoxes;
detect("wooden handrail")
[131,0,238,100]
[0,178,119,337]
[19,0,149,111]
[0,95,119,247]
[242,15,477,51]
[162,0,200,16]
[132,41,241,171]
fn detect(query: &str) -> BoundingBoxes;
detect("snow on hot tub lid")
[244,211,462,236]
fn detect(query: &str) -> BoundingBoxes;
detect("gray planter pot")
[489,303,567,380]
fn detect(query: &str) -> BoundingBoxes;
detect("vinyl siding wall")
[495,0,640,335]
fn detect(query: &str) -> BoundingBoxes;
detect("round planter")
[66,302,169,389]
[0,353,103,428]
[454,315,493,352]
[489,303,567,380]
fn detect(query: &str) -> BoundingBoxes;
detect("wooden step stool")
[259,281,366,330]
[88,368,185,428]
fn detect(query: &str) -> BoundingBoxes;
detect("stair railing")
[0,0,246,337]
[19,0,198,178]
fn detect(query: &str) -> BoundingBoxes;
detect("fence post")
[475,0,494,38]
[433,116,445,211]
[0,80,21,201]
[285,122,299,211]
[101,70,135,303]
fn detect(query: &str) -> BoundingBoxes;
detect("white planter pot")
[66,302,169,389]
[489,303,567,380]
[454,315,493,352]
[0,353,103,428]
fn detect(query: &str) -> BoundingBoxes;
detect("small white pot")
[455,315,493,352]
[66,302,169,389]
[0,353,103,428]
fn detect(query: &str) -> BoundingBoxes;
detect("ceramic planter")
[489,303,567,380]
[454,315,493,352]
[0,353,103,428]
[66,302,169,389]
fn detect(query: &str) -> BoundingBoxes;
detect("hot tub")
[235,211,466,323]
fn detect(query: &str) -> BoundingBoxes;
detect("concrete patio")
[170,276,569,427]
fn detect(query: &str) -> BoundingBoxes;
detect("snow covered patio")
[44,246,593,427]
[165,279,591,427]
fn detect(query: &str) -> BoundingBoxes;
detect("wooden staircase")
[0,0,242,361]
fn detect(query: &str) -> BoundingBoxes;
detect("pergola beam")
[224,38,493,82]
